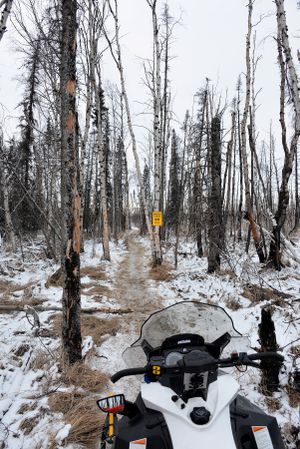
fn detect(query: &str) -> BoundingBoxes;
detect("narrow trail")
[93,231,166,399]
[112,230,164,333]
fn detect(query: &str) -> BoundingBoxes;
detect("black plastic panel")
[230,395,285,449]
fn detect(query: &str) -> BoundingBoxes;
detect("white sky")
[1,0,300,152]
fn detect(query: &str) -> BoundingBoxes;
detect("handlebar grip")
[248,352,284,362]
[111,367,147,383]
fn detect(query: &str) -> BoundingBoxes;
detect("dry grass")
[82,284,113,299]
[264,396,281,412]
[64,398,105,449]
[290,345,300,357]
[286,384,300,408]
[14,344,30,357]
[29,347,60,371]
[242,284,289,305]
[19,415,40,435]
[81,266,107,281]
[45,267,63,288]
[226,297,242,311]
[0,280,38,303]
[219,268,236,279]
[149,263,173,282]
[50,314,120,345]
[48,392,105,449]
[62,362,108,393]
[48,391,85,415]
[18,401,38,415]
[47,364,107,448]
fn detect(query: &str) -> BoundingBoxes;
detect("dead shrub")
[50,314,119,345]
[149,263,173,282]
[63,362,108,393]
[81,266,107,281]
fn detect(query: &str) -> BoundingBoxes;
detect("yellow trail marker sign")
[152,211,163,227]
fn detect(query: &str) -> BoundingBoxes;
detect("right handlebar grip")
[248,352,284,362]
[111,367,147,383]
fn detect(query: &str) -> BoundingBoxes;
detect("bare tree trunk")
[207,116,222,273]
[237,77,243,242]
[269,0,300,269]
[60,0,82,365]
[223,111,235,234]
[95,69,111,261]
[294,148,300,231]
[240,1,265,263]
[0,143,16,251]
[0,0,13,43]
[147,0,163,265]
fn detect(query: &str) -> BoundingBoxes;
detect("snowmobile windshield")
[123,301,250,368]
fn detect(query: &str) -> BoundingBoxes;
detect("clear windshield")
[123,301,250,368]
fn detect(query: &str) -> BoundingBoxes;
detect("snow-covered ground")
[0,233,299,448]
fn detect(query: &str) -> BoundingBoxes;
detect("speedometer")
[165,351,183,366]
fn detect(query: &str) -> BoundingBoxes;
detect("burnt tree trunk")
[259,307,282,394]
[60,0,82,365]
[207,116,222,273]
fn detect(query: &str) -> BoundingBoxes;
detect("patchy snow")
[0,234,299,448]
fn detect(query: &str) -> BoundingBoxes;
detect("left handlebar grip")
[111,367,147,383]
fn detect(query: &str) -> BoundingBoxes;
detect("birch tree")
[146,0,163,265]
[240,0,265,263]
[0,0,13,43]
[60,0,82,364]
[268,0,300,269]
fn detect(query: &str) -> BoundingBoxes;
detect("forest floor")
[0,230,299,448]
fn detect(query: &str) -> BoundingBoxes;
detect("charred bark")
[207,116,222,273]
[60,0,82,365]
[259,307,282,394]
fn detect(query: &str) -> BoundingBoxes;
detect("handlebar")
[110,351,284,383]
[111,367,147,383]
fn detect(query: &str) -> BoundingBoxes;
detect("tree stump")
[259,307,282,394]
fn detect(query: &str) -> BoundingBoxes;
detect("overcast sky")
[1,0,300,152]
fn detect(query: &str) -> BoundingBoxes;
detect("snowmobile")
[97,301,285,449]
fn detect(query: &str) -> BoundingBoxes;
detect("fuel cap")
[190,407,211,425]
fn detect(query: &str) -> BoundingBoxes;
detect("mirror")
[97,394,125,413]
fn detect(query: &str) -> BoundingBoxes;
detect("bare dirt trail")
[112,230,164,334]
